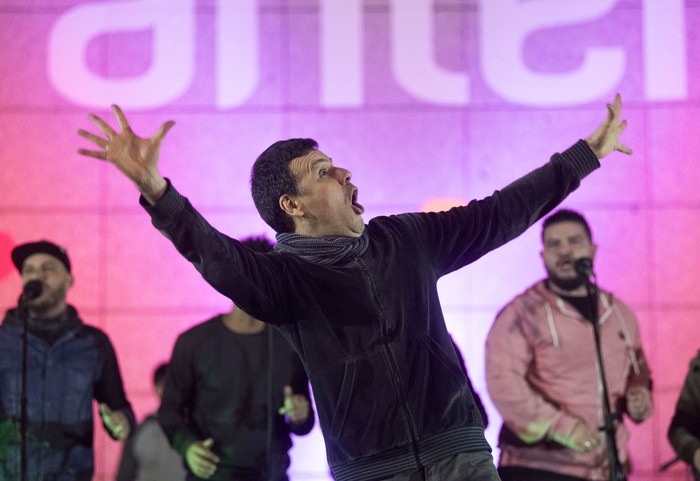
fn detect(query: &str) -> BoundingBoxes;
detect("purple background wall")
[0,1,698,479]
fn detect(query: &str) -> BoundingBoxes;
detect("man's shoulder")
[364,212,437,250]
[0,308,20,329]
[491,282,557,336]
[690,351,700,370]
[603,290,637,316]
[366,211,429,233]
[176,316,222,343]
[77,322,110,341]
[500,281,550,310]
[72,325,123,359]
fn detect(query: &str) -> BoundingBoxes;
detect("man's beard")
[548,272,586,292]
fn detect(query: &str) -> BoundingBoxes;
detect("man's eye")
[319,169,328,177]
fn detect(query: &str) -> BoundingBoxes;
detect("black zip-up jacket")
[143,140,599,481]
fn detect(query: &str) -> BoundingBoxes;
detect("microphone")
[21,280,43,301]
[574,257,595,279]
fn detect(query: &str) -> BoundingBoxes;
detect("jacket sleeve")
[626,347,653,391]
[451,338,489,427]
[141,182,287,325]
[485,303,582,444]
[615,302,653,422]
[158,334,200,457]
[93,332,137,438]
[287,345,315,436]
[668,352,700,467]
[400,141,600,277]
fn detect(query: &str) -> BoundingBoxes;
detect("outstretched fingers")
[77,127,109,160]
[87,113,117,139]
[111,104,133,133]
[612,92,623,114]
[614,98,632,154]
[618,142,633,155]
[77,128,108,148]
[606,94,622,122]
[610,93,632,155]
[78,148,108,161]
[154,120,176,144]
[584,92,633,159]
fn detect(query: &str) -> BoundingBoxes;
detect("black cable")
[17,293,30,481]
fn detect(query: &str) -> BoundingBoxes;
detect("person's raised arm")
[402,93,632,277]
[77,104,175,204]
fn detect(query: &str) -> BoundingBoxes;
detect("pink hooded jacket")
[486,280,652,480]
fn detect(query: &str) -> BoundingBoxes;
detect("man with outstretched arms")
[78,95,631,481]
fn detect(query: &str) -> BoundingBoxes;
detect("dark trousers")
[382,451,501,481]
[498,466,587,481]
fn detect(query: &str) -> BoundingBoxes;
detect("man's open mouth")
[351,189,365,215]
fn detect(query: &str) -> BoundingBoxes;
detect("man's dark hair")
[153,362,169,387]
[542,209,593,241]
[251,138,319,234]
[241,235,275,253]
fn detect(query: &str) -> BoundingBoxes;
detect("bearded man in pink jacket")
[486,209,653,481]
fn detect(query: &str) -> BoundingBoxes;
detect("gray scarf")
[274,230,369,266]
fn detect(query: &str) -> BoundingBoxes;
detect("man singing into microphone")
[0,240,135,480]
[485,209,653,481]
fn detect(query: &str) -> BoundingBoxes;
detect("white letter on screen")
[216,0,259,108]
[391,0,469,104]
[321,0,364,106]
[48,0,195,109]
[481,0,624,107]
[643,0,687,100]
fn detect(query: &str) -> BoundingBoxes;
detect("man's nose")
[22,273,41,283]
[333,167,352,184]
[560,244,574,255]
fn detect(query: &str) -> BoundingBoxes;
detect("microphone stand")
[581,273,626,481]
[17,292,31,481]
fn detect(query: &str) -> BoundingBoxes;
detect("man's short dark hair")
[240,235,274,253]
[251,138,319,234]
[542,209,592,241]
[153,362,169,387]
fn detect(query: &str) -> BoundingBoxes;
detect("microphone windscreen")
[22,280,43,300]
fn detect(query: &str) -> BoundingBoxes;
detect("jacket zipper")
[356,257,423,470]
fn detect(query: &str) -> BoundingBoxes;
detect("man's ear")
[279,194,303,218]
